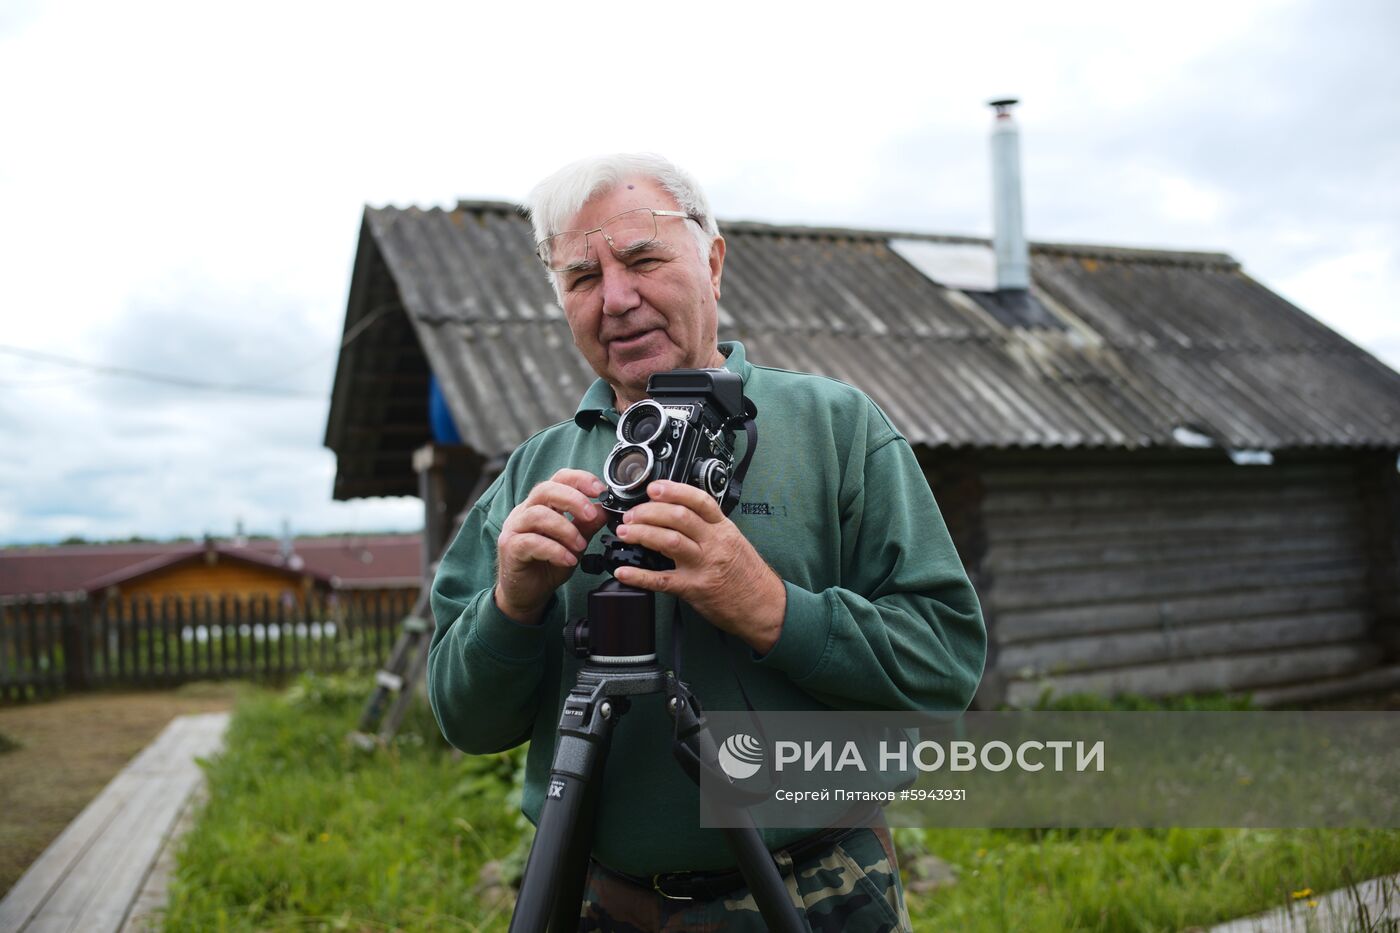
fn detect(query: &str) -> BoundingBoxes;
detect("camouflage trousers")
[578,826,914,932]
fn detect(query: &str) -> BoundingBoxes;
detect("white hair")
[526,153,719,291]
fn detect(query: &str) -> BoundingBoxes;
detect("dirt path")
[0,684,243,896]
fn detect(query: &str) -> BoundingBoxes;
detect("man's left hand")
[612,480,786,654]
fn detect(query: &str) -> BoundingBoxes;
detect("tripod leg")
[510,684,618,933]
[671,687,808,933]
[718,811,806,932]
[548,754,606,930]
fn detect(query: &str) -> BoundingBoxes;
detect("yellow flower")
[1308,900,1319,909]
[976,848,988,859]
[319,832,331,843]
[1290,888,1312,899]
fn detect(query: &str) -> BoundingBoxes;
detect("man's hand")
[495,469,608,624]
[612,480,786,654]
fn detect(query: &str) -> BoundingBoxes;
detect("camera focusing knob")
[563,617,590,659]
[693,458,728,496]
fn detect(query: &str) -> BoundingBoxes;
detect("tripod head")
[579,531,673,577]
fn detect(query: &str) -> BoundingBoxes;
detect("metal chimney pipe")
[989,98,1030,291]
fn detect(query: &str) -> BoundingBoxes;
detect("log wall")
[960,452,1389,707]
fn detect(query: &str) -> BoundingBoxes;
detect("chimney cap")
[988,97,1020,114]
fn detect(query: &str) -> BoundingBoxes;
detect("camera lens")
[615,450,649,485]
[604,444,653,494]
[618,400,668,445]
[630,411,661,440]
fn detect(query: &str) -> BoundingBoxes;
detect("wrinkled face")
[554,177,726,410]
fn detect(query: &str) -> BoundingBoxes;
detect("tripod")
[507,536,807,932]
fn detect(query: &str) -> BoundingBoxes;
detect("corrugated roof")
[324,200,1400,499]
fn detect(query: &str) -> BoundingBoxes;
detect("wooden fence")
[0,591,416,702]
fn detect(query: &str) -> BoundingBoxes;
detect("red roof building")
[0,534,423,600]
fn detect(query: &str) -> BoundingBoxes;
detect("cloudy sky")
[1,0,1396,545]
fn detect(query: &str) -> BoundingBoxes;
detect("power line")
[0,302,403,398]
[0,344,321,398]
[0,373,103,389]
[245,303,401,388]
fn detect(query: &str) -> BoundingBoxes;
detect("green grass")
[162,675,528,932]
[164,677,1400,932]
[897,826,1400,931]
[0,729,21,754]
[1028,690,1257,712]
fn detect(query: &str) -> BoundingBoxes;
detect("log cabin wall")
[952,450,1390,707]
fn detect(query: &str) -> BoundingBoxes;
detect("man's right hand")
[494,469,608,624]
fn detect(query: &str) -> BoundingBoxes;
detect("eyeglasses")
[536,208,700,272]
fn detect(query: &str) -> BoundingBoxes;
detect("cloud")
[2,0,1397,544]
[848,1,1400,373]
[0,0,40,35]
[0,276,421,544]
[95,284,334,404]
[0,401,422,544]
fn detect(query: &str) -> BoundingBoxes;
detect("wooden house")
[323,197,1400,708]
[0,534,422,605]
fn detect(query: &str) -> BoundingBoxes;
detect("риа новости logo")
[718,733,765,780]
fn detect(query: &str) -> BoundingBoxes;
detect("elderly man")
[428,153,985,931]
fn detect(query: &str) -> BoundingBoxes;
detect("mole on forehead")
[627,184,634,189]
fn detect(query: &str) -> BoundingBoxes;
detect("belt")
[593,824,864,902]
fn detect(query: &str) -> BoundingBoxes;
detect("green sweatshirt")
[428,341,985,875]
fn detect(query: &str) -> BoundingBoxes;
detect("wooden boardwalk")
[1208,873,1400,932]
[0,712,229,933]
